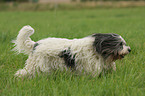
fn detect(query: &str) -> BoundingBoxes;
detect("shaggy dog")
[13,25,131,77]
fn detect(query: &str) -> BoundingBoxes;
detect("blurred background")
[0,0,145,11]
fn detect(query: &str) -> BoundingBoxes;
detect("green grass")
[0,7,145,96]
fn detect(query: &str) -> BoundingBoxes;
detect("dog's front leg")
[112,62,116,71]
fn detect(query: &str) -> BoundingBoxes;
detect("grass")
[0,7,145,96]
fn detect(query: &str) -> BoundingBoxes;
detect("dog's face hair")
[59,47,76,70]
[92,33,131,61]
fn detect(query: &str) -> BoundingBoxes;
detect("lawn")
[0,7,145,96]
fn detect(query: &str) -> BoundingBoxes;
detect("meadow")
[0,7,145,96]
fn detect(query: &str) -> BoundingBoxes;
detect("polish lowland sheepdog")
[12,25,131,77]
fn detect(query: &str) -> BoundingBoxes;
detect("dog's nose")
[128,48,131,52]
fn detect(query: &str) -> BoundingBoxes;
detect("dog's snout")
[128,48,131,52]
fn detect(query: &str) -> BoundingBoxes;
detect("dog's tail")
[12,25,35,54]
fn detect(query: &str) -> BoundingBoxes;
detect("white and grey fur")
[12,25,131,77]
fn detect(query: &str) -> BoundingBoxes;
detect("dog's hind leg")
[14,54,52,77]
[14,54,38,77]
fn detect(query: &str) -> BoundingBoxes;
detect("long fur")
[12,25,35,54]
[13,25,131,77]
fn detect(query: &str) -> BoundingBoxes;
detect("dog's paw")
[14,69,28,78]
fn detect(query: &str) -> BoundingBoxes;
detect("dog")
[12,25,131,77]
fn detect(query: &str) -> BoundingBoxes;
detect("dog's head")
[92,33,131,61]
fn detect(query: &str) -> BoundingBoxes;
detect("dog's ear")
[92,33,121,59]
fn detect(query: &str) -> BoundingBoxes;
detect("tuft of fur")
[12,25,35,54]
